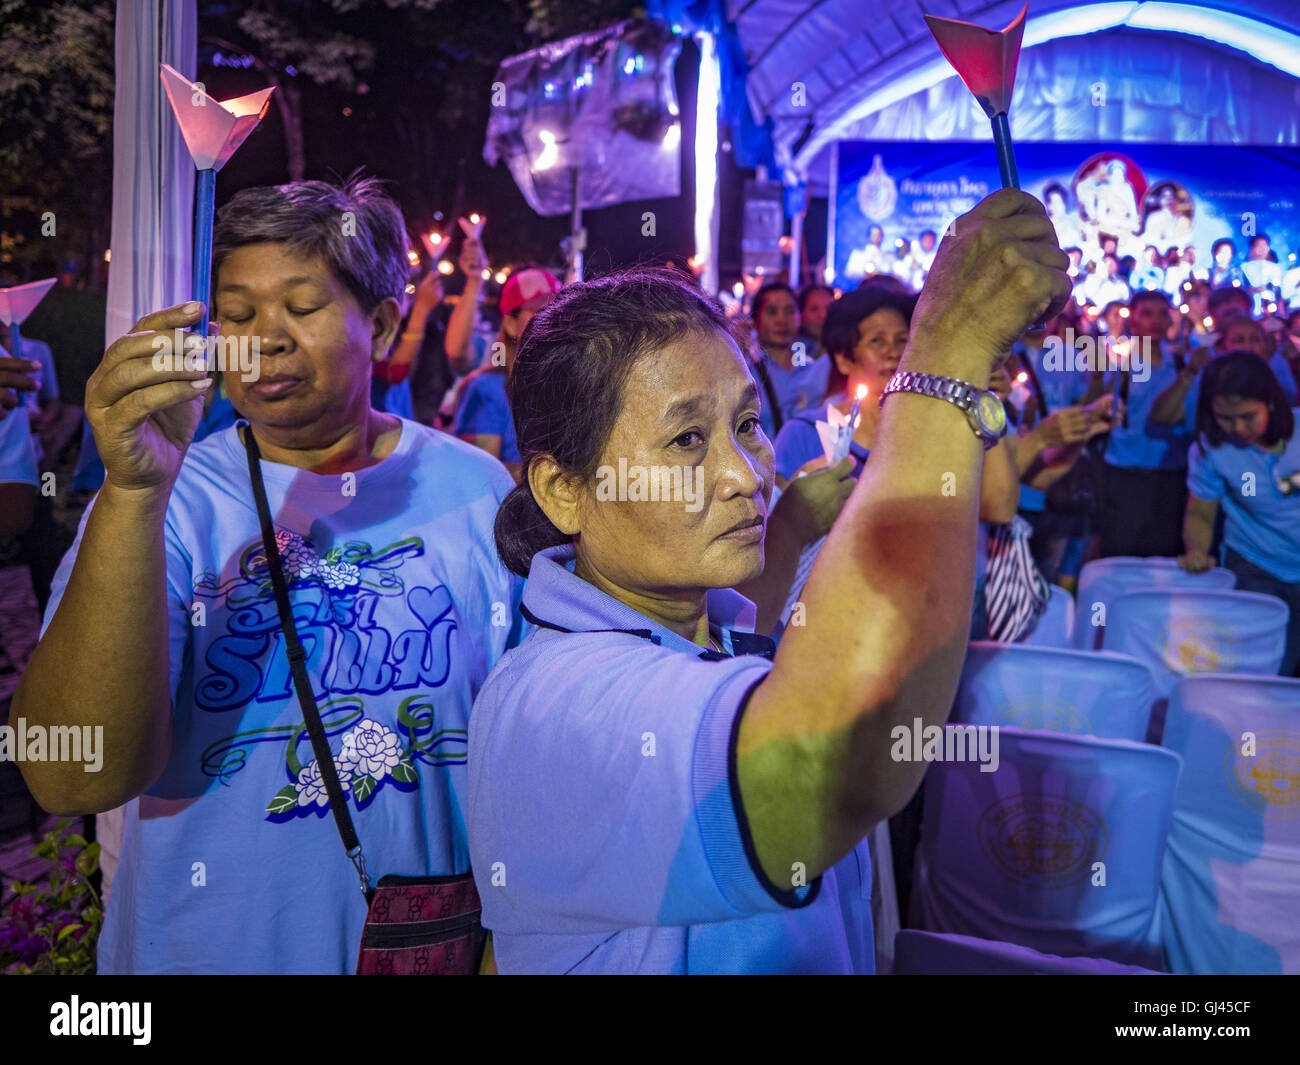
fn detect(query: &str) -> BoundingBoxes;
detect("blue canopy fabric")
[688,1,1300,192]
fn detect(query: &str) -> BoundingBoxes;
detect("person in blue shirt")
[13,174,523,974]
[1008,314,1122,590]
[750,281,831,440]
[1178,352,1300,676]
[0,354,40,539]
[1098,290,1201,557]
[1130,245,1165,293]
[467,188,1070,973]
[452,267,560,481]
[773,284,1022,638]
[0,402,40,707]
[1213,314,1298,406]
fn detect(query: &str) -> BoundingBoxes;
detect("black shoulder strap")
[239,421,373,901]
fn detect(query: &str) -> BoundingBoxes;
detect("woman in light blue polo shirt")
[1178,352,1300,675]
[466,189,1071,973]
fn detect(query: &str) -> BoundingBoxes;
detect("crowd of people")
[1,171,1298,974]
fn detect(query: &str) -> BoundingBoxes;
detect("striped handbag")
[983,516,1051,643]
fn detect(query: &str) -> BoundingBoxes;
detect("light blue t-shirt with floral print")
[41,419,523,974]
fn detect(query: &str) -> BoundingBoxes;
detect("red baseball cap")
[500,268,561,316]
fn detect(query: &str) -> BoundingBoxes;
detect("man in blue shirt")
[1097,290,1200,557]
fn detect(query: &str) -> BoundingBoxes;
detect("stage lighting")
[533,130,559,172]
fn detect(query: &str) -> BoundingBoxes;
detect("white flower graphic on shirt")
[338,719,403,780]
[268,528,361,588]
[295,757,353,808]
[320,561,361,589]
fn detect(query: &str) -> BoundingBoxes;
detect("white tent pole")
[694,31,721,296]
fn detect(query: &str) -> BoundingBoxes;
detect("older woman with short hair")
[468,189,1070,973]
[15,175,521,974]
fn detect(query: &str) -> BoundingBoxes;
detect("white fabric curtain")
[98,0,197,901]
[105,0,196,347]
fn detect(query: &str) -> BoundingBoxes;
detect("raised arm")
[737,191,1070,885]
[378,271,443,386]
[1150,347,1208,425]
[12,302,211,815]
[444,239,486,376]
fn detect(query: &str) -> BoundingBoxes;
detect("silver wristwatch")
[879,370,1008,450]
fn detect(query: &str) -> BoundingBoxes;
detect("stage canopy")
[694,0,1300,194]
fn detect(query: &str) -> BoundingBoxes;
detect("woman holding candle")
[774,286,1021,523]
[771,283,1022,636]
[467,188,1070,973]
[14,175,523,974]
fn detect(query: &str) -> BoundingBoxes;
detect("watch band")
[879,370,978,410]
[879,370,1003,449]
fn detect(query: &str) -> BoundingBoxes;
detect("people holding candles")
[451,263,561,481]
[773,284,1022,636]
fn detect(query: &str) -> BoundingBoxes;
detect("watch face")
[976,392,1007,434]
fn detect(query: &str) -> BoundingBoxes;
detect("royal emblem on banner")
[858,154,898,222]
